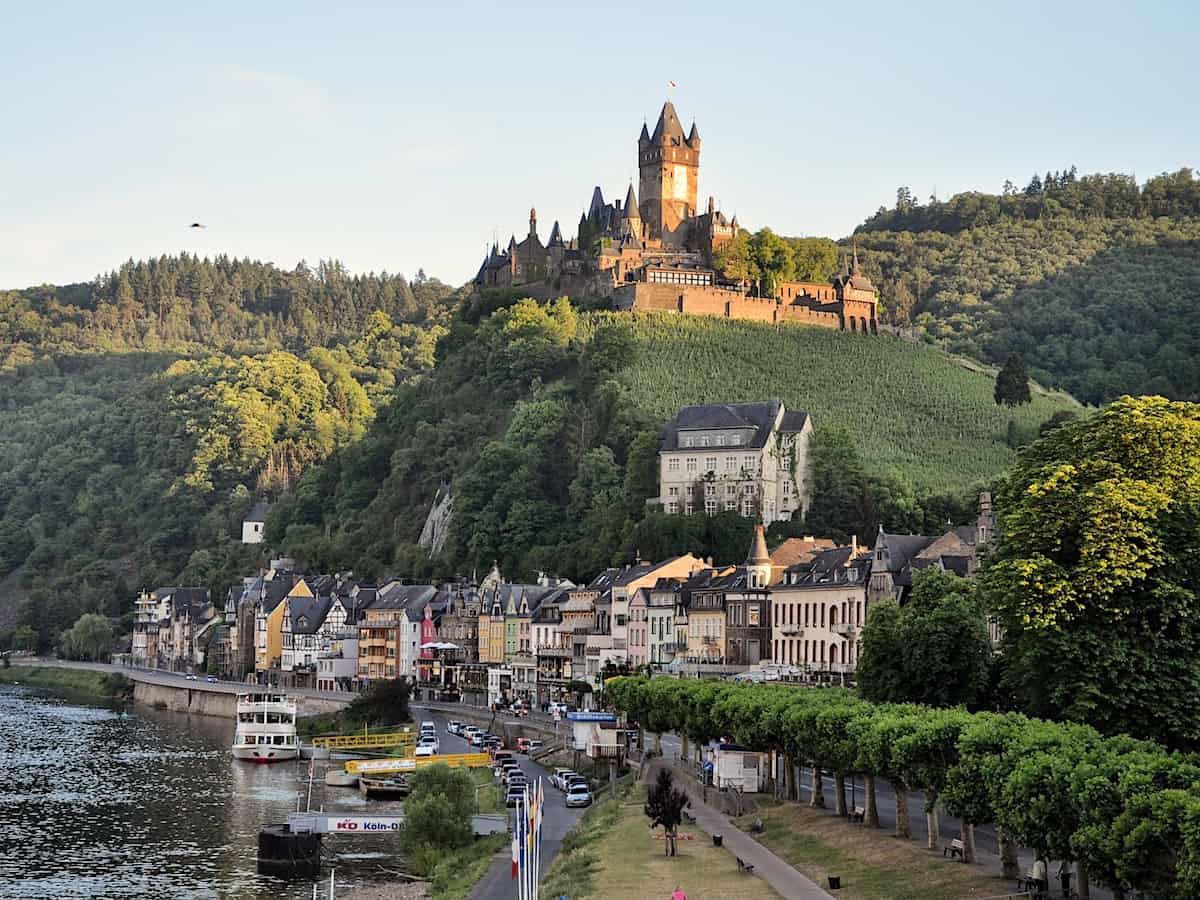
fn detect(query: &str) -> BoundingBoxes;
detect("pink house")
[627,588,649,668]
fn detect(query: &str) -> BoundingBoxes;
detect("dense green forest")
[708,169,1200,405]
[0,255,458,642]
[265,292,1076,583]
[854,168,1200,404]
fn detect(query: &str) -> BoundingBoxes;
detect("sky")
[2,0,1197,290]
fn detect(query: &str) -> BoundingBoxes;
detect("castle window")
[725,457,737,472]
[704,483,716,498]
[705,456,717,471]
[684,502,694,515]
[715,434,725,446]
[683,436,694,448]
[668,458,679,472]
[725,500,736,512]
[704,499,717,516]
[700,435,709,447]
[668,486,679,497]
[742,500,755,517]
[686,457,697,472]
[726,484,737,496]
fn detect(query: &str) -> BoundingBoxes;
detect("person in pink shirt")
[671,888,687,900]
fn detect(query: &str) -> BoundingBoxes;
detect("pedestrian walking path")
[642,759,835,900]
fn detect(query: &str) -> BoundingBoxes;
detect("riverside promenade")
[641,758,835,900]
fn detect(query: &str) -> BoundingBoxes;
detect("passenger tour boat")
[232,691,299,762]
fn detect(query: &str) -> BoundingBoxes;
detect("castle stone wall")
[614,283,847,331]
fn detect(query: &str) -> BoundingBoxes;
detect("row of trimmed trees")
[606,676,1200,900]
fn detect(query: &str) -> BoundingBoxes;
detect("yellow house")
[257,579,312,673]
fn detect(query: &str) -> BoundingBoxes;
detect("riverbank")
[1,665,133,700]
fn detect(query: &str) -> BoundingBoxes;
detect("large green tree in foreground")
[986,395,1200,748]
[857,569,992,708]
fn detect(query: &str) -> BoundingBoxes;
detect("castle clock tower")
[638,101,700,246]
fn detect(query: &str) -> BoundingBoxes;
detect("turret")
[745,524,772,588]
[623,184,640,220]
[529,207,538,239]
[687,121,701,149]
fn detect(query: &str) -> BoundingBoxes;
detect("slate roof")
[245,501,270,523]
[660,400,808,452]
[289,595,333,634]
[784,547,871,587]
[876,532,936,574]
[262,577,293,613]
[650,100,687,144]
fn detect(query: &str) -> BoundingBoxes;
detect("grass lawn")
[734,801,1016,900]
[1,665,131,699]
[543,781,781,900]
[428,832,508,900]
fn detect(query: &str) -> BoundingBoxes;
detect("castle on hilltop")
[475,102,880,334]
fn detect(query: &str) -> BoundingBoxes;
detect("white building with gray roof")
[653,399,812,524]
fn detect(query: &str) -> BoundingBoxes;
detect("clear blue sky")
[2,0,1196,290]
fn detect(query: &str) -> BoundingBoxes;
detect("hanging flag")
[511,813,519,880]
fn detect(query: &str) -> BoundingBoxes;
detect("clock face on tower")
[672,165,688,200]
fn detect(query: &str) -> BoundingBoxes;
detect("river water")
[0,685,408,898]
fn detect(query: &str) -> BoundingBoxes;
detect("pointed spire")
[747,523,770,565]
[651,100,685,144]
[588,186,606,217]
[851,242,860,274]
[547,220,563,246]
[687,120,701,146]
[623,184,640,219]
[639,121,650,144]
[507,234,517,253]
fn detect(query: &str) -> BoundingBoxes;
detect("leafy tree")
[342,678,411,729]
[60,612,113,661]
[986,396,1200,748]
[644,768,690,856]
[400,764,477,872]
[11,625,36,652]
[857,570,991,708]
[994,352,1032,407]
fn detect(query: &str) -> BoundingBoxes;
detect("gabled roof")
[785,546,871,587]
[779,410,810,433]
[876,532,936,574]
[288,595,333,635]
[245,501,270,523]
[769,537,838,570]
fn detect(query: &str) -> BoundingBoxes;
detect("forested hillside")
[266,294,1077,584]
[0,255,458,641]
[853,169,1200,404]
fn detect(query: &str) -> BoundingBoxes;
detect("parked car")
[492,750,515,767]
[418,736,439,754]
[447,721,464,735]
[527,740,544,753]
[419,721,436,734]
[553,770,578,791]
[565,776,589,792]
[205,675,217,683]
[505,788,524,808]
[565,783,593,808]
[468,731,485,747]
[516,738,531,753]
[185,674,198,681]
[414,744,436,757]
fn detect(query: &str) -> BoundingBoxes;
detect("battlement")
[613,283,866,332]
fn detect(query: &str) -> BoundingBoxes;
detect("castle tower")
[528,207,538,239]
[638,101,700,246]
[745,523,772,589]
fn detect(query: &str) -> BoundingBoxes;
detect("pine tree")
[994,352,1032,407]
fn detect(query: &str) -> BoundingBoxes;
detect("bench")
[849,806,865,823]
[736,857,756,875]
[943,838,964,859]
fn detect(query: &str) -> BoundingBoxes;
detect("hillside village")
[128,398,996,704]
